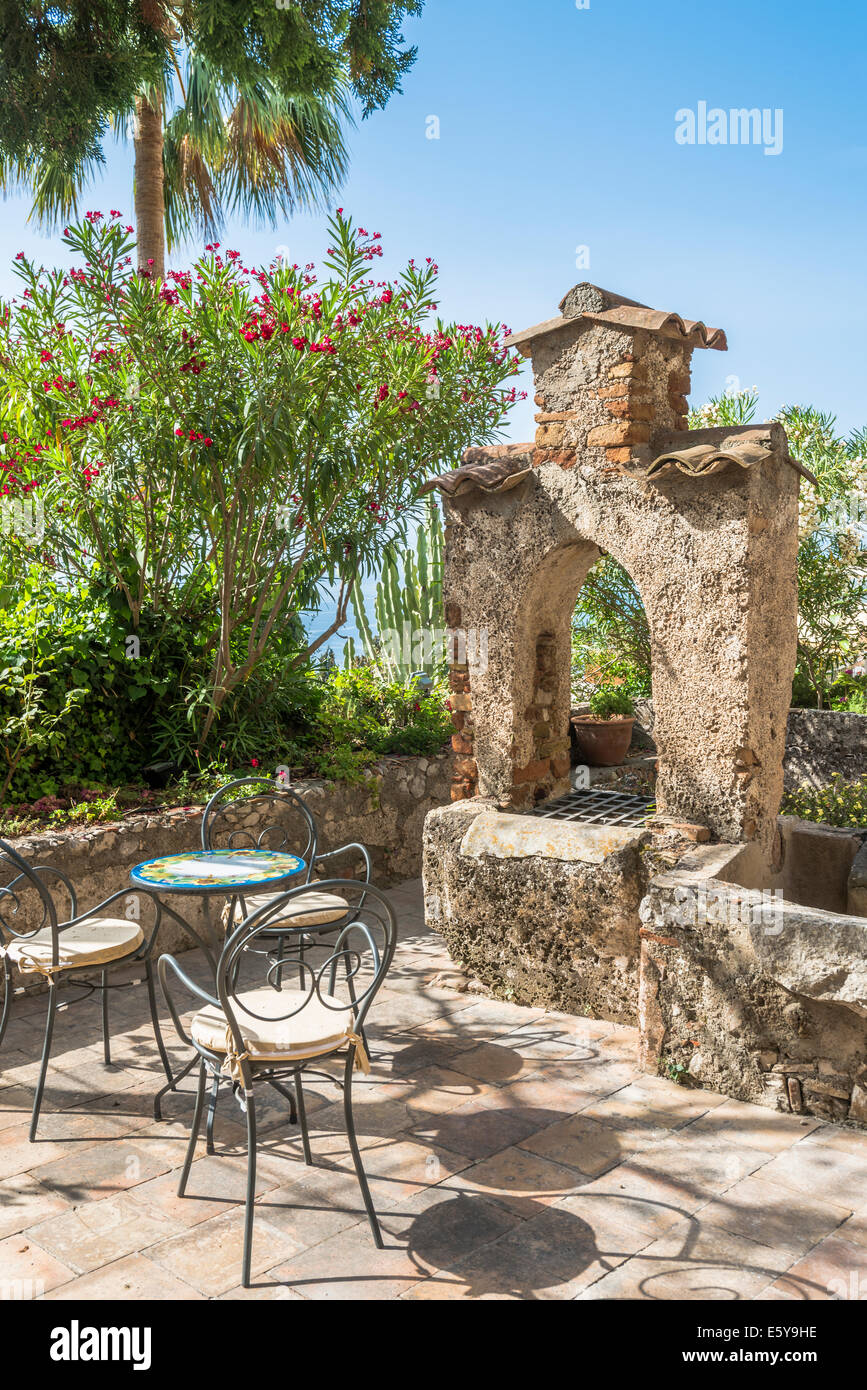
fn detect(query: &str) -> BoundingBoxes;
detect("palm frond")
[162,52,232,247]
[217,81,352,226]
[0,149,102,229]
[163,118,223,247]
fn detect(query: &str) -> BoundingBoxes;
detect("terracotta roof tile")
[646,426,819,487]
[503,282,726,352]
[645,440,773,478]
[420,444,534,498]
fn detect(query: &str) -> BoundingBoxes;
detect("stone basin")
[640,817,867,1125]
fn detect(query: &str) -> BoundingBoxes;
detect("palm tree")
[0,1,406,276]
[133,47,351,276]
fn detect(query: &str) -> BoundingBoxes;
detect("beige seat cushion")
[230,889,349,929]
[191,985,353,1063]
[6,917,144,975]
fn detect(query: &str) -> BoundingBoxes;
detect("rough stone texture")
[784,708,867,790]
[460,808,640,865]
[638,819,867,1127]
[439,308,799,855]
[423,800,656,1022]
[1,752,452,1002]
[635,702,867,793]
[849,841,867,919]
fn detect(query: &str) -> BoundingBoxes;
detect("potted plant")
[571,686,635,767]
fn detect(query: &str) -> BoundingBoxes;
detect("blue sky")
[2,0,864,453]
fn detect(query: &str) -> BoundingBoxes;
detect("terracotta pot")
[570,716,634,767]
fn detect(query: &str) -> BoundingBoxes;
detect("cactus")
[345,498,445,681]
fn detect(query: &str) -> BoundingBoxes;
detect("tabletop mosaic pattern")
[129,849,305,890]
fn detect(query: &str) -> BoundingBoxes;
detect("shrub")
[781,774,867,829]
[587,686,634,720]
[0,210,523,755]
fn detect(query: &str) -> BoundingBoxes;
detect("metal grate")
[530,788,655,827]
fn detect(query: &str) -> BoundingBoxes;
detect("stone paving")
[1,878,866,1301]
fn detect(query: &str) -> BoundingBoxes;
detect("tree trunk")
[133,92,165,279]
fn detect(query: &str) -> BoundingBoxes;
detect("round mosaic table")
[130,848,306,896]
[130,849,306,1118]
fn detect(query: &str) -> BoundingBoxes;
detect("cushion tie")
[347,1030,370,1074]
[222,1027,252,1086]
[218,1021,370,1080]
[8,945,63,978]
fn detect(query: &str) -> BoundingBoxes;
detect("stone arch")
[511,532,657,802]
[427,286,802,854]
[435,436,798,853]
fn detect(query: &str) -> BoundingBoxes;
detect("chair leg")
[0,955,12,1050]
[242,1091,257,1288]
[265,1077,298,1125]
[343,1052,382,1247]
[29,981,59,1142]
[294,1070,312,1165]
[144,958,174,1087]
[273,935,285,989]
[153,1055,196,1122]
[178,1059,207,1197]
[297,936,308,991]
[205,1069,220,1154]
[100,969,111,1065]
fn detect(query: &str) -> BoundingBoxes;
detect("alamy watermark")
[675,103,783,156]
[663,884,785,935]
[377,623,489,673]
[50,1321,151,1370]
[0,495,44,543]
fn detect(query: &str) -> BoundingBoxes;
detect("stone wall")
[1,751,451,997]
[423,800,658,1022]
[784,708,867,790]
[639,823,867,1126]
[635,701,867,792]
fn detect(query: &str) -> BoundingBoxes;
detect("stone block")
[587,421,652,447]
[608,360,648,382]
[604,399,655,421]
[536,422,565,448]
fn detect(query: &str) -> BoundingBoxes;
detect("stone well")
[422,280,866,1125]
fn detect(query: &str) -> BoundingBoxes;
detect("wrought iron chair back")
[0,836,177,1139]
[201,777,318,881]
[218,879,395,1082]
[0,838,77,967]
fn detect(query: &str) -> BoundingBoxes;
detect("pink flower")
[251,757,259,768]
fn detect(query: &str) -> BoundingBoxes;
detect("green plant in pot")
[571,686,635,767]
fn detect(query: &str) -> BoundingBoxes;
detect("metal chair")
[201,776,373,938]
[0,836,175,1139]
[159,878,397,1288]
[200,776,373,1149]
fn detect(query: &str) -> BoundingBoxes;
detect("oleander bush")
[0,211,522,805]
